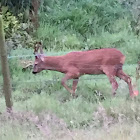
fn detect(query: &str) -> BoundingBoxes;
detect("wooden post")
[0,15,13,111]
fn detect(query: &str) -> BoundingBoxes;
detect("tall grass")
[0,47,140,139]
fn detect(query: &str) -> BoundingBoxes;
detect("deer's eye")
[34,63,38,67]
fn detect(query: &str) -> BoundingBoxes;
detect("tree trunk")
[30,0,41,28]
[0,15,13,112]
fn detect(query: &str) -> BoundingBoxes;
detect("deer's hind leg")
[103,67,119,96]
[116,70,134,96]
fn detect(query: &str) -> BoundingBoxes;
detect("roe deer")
[32,42,134,97]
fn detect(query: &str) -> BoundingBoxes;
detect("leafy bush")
[1,7,35,55]
[40,0,128,35]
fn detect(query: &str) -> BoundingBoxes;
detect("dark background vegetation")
[1,0,140,62]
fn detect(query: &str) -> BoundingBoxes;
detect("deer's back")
[61,48,124,74]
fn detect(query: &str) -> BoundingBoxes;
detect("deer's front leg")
[61,73,79,96]
[61,74,73,94]
[72,78,79,97]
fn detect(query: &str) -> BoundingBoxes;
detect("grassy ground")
[0,48,140,140]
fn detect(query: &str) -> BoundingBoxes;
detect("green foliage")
[36,0,140,63]
[119,0,140,34]
[2,11,20,38]
[39,0,129,41]
[0,0,31,15]
[1,0,140,63]
[1,9,35,55]
[40,0,127,35]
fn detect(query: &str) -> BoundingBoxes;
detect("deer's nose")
[32,71,37,74]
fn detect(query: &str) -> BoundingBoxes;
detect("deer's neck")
[43,56,64,72]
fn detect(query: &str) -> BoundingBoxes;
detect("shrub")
[1,7,35,55]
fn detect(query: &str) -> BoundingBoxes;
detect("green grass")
[0,48,140,139]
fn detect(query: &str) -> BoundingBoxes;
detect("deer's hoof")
[72,94,78,99]
[112,92,116,97]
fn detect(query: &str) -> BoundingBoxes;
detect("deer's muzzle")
[32,71,37,74]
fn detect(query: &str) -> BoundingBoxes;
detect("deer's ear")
[35,55,38,59]
[40,55,45,62]
[35,53,39,59]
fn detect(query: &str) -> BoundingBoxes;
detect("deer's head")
[32,42,45,74]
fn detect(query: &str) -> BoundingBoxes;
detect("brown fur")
[32,43,134,97]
